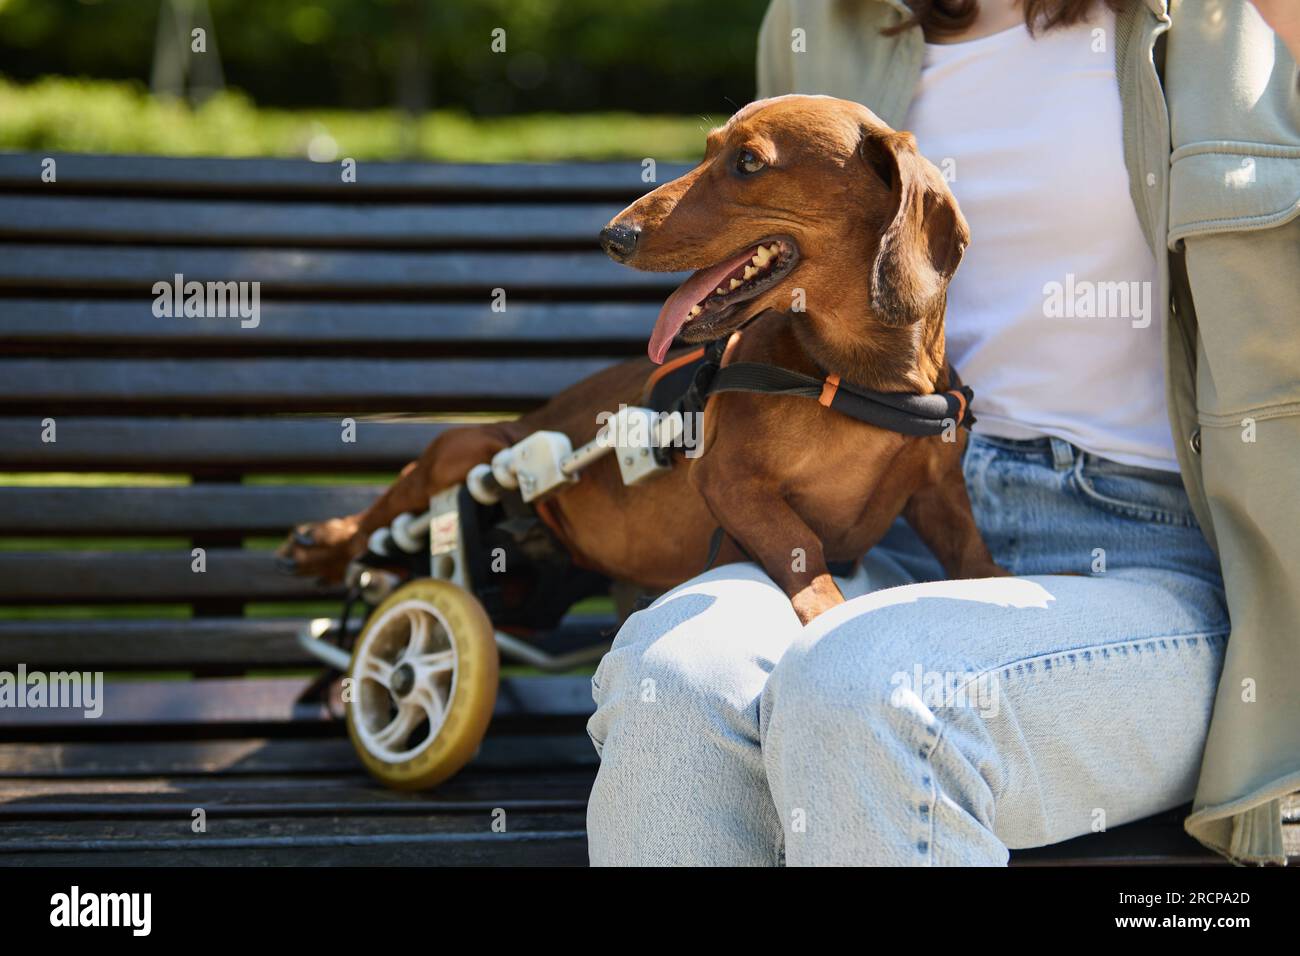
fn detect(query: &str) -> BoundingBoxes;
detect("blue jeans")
[586,434,1229,865]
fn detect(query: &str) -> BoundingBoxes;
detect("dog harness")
[643,336,977,577]
[647,336,976,437]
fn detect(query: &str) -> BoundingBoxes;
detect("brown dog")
[279,95,1004,624]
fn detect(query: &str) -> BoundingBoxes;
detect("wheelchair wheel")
[345,578,499,790]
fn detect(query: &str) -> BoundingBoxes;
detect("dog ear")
[860,129,969,327]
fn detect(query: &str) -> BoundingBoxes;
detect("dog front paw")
[790,575,847,625]
[274,515,366,584]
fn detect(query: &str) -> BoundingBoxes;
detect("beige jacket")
[757,0,1300,864]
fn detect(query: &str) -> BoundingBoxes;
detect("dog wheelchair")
[293,336,967,789]
[296,403,692,790]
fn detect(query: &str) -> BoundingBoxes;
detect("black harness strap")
[667,337,975,437]
[712,363,974,436]
[660,338,725,420]
[656,337,977,579]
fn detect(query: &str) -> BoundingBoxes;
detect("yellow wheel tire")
[345,578,499,790]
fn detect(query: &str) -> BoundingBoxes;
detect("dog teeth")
[688,305,702,318]
[704,244,786,303]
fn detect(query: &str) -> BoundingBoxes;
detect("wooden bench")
[0,152,1291,865]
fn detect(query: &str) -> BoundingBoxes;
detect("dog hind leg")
[277,422,518,583]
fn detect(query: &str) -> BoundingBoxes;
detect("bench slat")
[0,244,683,293]
[0,769,596,816]
[0,618,340,668]
[0,675,596,730]
[0,676,331,727]
[0,616,616,669]
[0,810,590,866]
[0,484,382,535]
[0,549,337,603]
[0,417,445,472]
[0,735,598,777]
[0,153,692,198]
[0,357,614,411]
[0,196,621,245]
[0,838,588,866]
[1,299,656,347]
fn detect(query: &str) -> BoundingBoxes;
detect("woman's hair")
[881,0,1125,39]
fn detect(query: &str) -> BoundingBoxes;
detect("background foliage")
[0,0,768,114]
[0,75,721,160]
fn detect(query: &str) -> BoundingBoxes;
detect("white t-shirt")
[902,7,1177,470]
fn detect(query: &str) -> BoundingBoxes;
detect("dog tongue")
[648,247,758,364]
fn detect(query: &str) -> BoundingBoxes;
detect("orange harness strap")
[818,374,841,408]
[642,346,707,403]
[948,387,969,427]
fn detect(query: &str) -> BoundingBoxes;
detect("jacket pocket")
[1177,188,1300,420]
[1167,141,1300,249]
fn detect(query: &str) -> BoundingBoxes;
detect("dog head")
[601,94,968,367]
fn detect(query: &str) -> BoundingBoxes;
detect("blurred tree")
[151,0,225,104]
[0,0,765,114]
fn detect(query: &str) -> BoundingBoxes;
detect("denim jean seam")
[941,629,1230,699]
[1070,463,1197,527]
[917,725,940,865]
[587,674,606,752]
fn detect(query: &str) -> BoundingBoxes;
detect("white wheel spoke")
[413,650,456,675]
[409,682,446,730]
[371,703,420,750]
[358,656,394,689]
[404,609,431,657]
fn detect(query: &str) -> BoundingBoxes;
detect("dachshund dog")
[278,95,1004,624]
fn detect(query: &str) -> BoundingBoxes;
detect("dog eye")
[734,149,765,175]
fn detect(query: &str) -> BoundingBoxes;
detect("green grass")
[0,472,188,487]
[0,74,720,162]
[0,604,190,620]
[0,536,189,552]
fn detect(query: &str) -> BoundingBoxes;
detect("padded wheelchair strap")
[657,334,975,437]
[709,361,975,437]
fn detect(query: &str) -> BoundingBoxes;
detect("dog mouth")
[648,237,799,363]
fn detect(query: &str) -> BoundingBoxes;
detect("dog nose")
[599,223,640,262]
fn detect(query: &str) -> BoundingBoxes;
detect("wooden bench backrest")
[0,152,689,740]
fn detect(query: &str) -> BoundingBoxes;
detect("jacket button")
[1146,173,1156,186]
[1189,428,1202,455]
